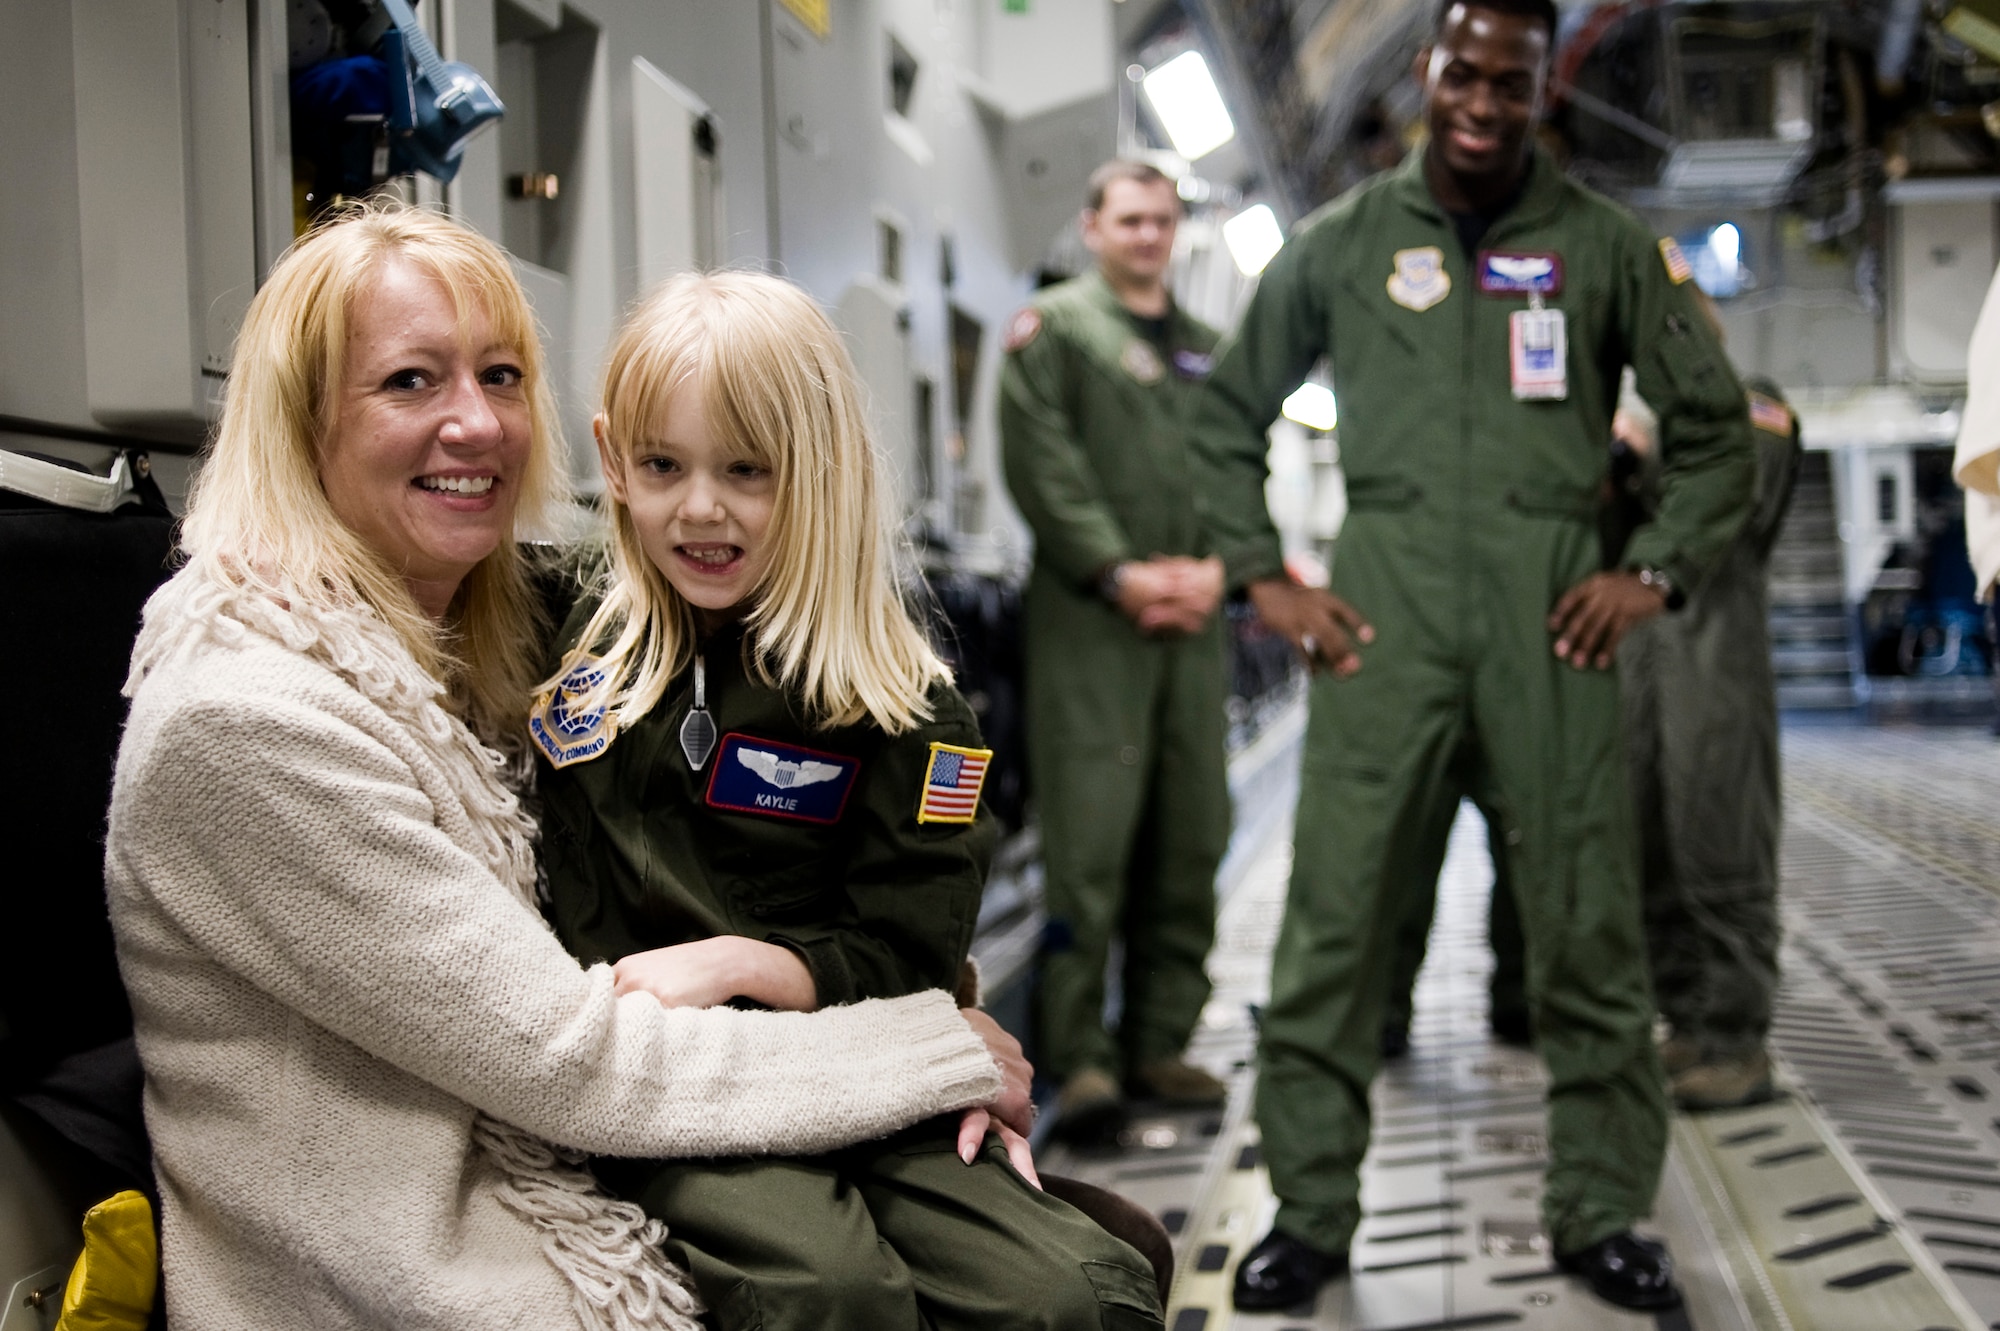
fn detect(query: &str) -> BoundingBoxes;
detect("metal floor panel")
[1036,719,2000,1331]
[1760,728,2000,1328]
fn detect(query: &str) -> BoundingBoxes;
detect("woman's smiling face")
[320,257,533,619]
[597,381,778,625]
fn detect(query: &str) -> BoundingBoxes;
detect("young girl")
[529,272,1161,1331]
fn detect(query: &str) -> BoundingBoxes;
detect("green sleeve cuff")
[770,934,856,1009]
[1617,533,1696,602]
[1221,537,1288,590]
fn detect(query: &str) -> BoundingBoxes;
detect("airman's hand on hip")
[1547,569,1666,669]
[1247,576,1373,676]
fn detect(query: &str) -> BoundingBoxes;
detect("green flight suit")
[535,602,1160,1331]
[1620,378,1801,1060]
[1380,798,1525,1041]
[1191,148,1756,1256]
[999,271,1232,1082]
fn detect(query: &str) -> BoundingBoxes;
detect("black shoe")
[1554,1231,1681,1311]
[1489,1006,1533,1048]
[1231,1229,1348,1312]
[1379,1021,1411,1059]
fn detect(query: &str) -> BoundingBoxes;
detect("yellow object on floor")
[55,1190,157,1331]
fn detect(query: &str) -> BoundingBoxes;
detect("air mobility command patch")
[1477,251,1564,297]
[1120,339,1164,383]
[1659,238,1693,285]
[1004,308,1042,351]
[1387,246,1450,311]
[705,734,860,825]
[529,658,618,768]
[1172,349,1214,380]
[917,742,991,824]
[1749,392,1795,436]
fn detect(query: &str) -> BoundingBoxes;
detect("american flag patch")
[1748,392,1794,437]
[917,742,991,825]
[1658,238,1693,285]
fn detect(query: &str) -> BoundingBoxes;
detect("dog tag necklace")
[680,653,718,770]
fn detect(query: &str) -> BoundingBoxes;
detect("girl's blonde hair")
[563,270,947,735]
[179,201,568,751]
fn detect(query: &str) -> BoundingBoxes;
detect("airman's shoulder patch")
[1387,246,1451,311]
[917,742,991,825]
[1004,307,1042,352]
[1119,338,1164,384]
[529,658,618,768]
[1748,392,1795,436]
[1659,238,1693,285]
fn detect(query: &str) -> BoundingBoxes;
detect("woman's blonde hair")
[178,201,568,750]
[562,270,947,735]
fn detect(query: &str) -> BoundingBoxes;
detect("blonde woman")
[104,205,1034,1331]
[530,272,1163,1331]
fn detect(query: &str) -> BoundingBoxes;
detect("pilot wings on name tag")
[704,733,860,825]
[1476,251,1564,297]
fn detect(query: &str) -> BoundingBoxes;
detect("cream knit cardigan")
[106,567,1004,1331]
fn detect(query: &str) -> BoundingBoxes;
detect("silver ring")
[1300,633,1319,659]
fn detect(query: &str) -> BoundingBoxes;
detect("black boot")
[1231,1229,1348,1312]
[1554,1231,1681,1310]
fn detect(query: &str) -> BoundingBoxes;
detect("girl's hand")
[611,937,818,1011]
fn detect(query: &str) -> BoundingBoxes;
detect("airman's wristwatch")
[1635,564,1682,609]
[1098,562,1132,605]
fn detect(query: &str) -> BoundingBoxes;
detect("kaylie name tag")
[1509,305,1568,401]
[529,659,618,768]
[705,733,860,825]
[1477,250,1564,297]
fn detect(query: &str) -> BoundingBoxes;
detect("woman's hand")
[954,1008,1041,1187]
[611,938,817,1011]
[955,1109,1042,1189]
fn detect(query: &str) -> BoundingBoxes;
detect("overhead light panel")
[1142,51,1236,160]
[1223,204,1284,276]
[1282,383,1337,432]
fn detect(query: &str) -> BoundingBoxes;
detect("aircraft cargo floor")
[1034,717,2000,1331]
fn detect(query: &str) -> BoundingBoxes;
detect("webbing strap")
[0,449,137,514]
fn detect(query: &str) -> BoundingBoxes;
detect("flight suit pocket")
[1343,476,1423,513]
[1651,310,1739,414]
[1081,1258,1164,1329]
[704,1275,764,1331]
[1504,486,1597,521]
[726,862,830,923]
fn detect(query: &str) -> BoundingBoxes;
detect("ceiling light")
[1282,383,1337,431]
[1709,222,1740,272]
[1223,204,1284,276]
[1141,51,1236,160]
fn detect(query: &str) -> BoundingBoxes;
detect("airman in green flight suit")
[1188,0,1756,1313]
[999,161,1233,1142]
[1615,375,1802,1112]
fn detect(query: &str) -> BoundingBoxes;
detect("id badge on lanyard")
[1509,293,1567,401]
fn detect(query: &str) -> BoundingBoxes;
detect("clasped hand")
[1116,555,1225,636]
